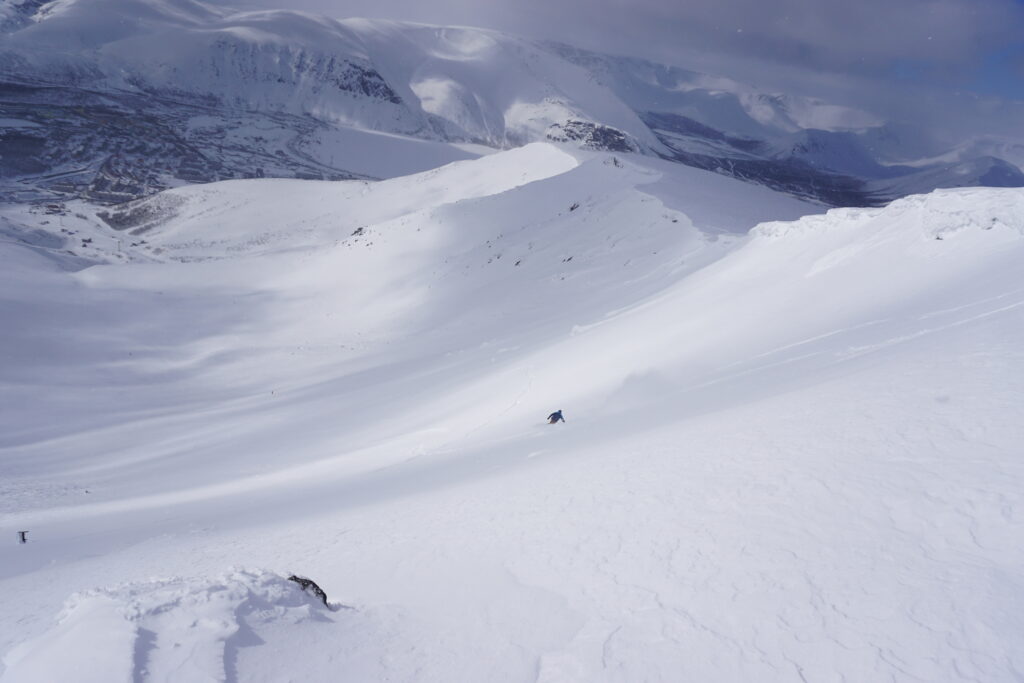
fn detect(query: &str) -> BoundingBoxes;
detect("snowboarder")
[547,410,565,424]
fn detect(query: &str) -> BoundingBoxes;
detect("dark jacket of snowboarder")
[547,410,565,424]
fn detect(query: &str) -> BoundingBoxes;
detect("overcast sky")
[226,0,1024,137]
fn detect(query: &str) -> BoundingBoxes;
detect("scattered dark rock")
[288,575,330,607]
[547,120,636,153]
[0,83,369,204]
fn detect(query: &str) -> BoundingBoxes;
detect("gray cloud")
[226,0,1024,75]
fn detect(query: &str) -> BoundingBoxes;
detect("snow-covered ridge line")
[753,187,1024,239]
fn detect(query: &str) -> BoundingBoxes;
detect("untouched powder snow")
[1,145,1023,682]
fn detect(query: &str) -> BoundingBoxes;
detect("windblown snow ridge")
[753,187,1024,240]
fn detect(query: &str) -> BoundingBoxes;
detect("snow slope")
[1,145,1023,681]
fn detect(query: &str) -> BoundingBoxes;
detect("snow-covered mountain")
[2,0,1020,206]
[2,142,1023,681]
[2,4,1024,678]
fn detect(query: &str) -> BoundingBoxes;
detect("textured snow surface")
[2,569,338,683]
[1,145,1022,682]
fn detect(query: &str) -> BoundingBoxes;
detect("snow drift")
[1,569,338,683]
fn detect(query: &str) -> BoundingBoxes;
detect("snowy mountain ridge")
[1,0,1021,206]
[754,185,1024,240]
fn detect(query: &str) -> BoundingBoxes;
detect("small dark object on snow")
[288,575,329,606]
[17,531,28,544]
[569,202,580,211]
[547,410,565,424]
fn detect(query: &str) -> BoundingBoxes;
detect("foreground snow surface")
[1,145,1023,681]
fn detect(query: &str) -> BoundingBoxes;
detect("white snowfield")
[1,144,1023,682]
